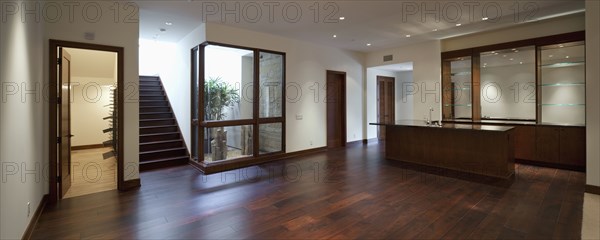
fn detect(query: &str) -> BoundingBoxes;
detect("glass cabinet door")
[443,57,472,120]
[539,41,585,125]
[480,46,536,121]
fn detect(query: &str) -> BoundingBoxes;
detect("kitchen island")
[371,120,515,179]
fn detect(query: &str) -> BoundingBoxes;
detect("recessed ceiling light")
[491,51,495,54]
[494,53,499,55]
[406,34,411,38]
[520,62,523,64]
[549,55,554,58]
[339,17,345,20]
[367,43,371,46]
[456,23,462,26]
[482,17,489,21]
[433,28,438,32]
[514,50,519,52]
[559,45,564,48]
[333,34,337,38]
[509,58,514,61]
[566,56,570,59]
[483,63,487,65]
[512,49,516,51]
[503,55,507,57]
[165,22,173,26]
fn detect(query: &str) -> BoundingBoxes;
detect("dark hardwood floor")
[31,142,585,239]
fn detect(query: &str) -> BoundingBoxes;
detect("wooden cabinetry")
[535,126,585,168]
[514,126,537,161]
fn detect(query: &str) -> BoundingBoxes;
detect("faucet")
[428,107,434,125]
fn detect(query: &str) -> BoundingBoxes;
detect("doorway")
[377,76,395,140]
[49,40,124,203]
[326,70,347,148]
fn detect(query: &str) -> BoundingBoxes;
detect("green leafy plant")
[204,77,240,121]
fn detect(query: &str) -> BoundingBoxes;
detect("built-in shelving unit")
[538,41,586,125]
[442,31,586,125]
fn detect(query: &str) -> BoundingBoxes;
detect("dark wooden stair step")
[140,118,176,127]
[140,132,180,142]
[139,86,163,91]
[140,106,171,113]
[139,156,189,171]
[140,147,187,161]
[140,95,166,101]
[140,125,179,134]
[139,139,183,152]
[139,100,169,107]
[140,112,173,119]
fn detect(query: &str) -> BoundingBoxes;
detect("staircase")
[139,76,189,170]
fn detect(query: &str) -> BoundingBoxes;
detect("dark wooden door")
[377,76,395,140]
[326,71,346,148]
[58,48,72,198]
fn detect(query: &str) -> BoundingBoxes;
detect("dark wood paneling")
[442,61,453,119]
[30,143,586,240]
[385,125,514,178]
[536,126,561,163]
[559,127,586,167]
[22,194,48,240]
[514,126,536,161]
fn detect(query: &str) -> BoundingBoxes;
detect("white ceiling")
[137,0,585,53]
[64,48,117,81]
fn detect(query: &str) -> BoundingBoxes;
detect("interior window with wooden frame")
[191,42,286,170]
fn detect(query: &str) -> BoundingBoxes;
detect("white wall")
[442,13,585,52]
[365,69,414,139]
[366,40,442,137]
[0,4,47,238]
[150,24,206,151]
[480,64,536,120]
[45,1,140,181]
[586,0,600,188]
[205,23,365,152]
[70,77,114,146]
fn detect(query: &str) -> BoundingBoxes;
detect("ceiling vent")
[383,55,393,62]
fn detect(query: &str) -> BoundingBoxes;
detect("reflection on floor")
[63,147,116,199]
[582,193,600,239]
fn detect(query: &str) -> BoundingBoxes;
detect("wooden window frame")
[190,41,287,173]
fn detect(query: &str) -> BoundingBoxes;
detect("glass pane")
[259,52,284,118]
[540,41,585,125]
[204,45,254,121]
[259,123,282,154]
[204,125,253,162]
[480,46,536,120]
[450,57,472,119]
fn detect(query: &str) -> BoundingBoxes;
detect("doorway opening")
[49,40,125,203]
[326,70,347,148]
[377,76,395,140]
[368,62,414,141]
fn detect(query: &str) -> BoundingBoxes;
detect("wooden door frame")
[48,40,125,204]
[326,70,347,148]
